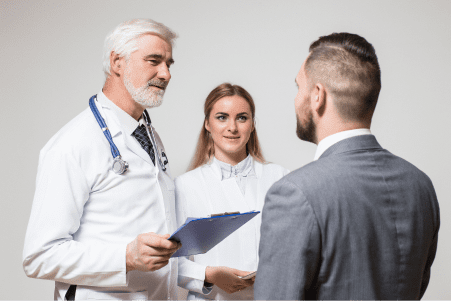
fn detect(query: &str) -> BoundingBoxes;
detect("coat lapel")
[123,130,154,166]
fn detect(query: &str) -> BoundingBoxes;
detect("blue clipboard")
[169,211,260,257]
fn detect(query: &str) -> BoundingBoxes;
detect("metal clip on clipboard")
[169,210,259,257]
[209,211,240,217]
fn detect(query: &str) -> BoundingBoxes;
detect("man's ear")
[311,83,327,117]
[110,51,124,77]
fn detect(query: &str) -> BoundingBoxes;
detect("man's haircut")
[305,33,381,122]
[103,19,177,77]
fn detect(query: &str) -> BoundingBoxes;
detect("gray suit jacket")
[255,135,440,300]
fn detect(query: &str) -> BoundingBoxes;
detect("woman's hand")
[204,266,255,294]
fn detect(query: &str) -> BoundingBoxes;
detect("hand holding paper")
[205,266,255,294]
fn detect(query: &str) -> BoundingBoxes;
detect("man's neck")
[314,128,372,160]
[103,77,144,121]
[316,115,371,144]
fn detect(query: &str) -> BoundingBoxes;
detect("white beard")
[123,67,165,109]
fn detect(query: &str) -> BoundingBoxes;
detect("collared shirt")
[214,155,257,196]
[314,128,372,160]
[23,91,177,300]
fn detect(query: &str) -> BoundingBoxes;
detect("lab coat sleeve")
[174,176,213,295]
[178,257,212,294]
[254,178,321,300]
[23,148,127,287]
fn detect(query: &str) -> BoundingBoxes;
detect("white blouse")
[175,156,289,300]
[214,155,256,195]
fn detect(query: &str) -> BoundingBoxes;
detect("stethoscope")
[89,95,168,174]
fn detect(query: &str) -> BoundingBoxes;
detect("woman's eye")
[216,116,226,121]
[238,116,248,121]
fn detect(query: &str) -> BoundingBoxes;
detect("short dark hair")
[305,33,381,122]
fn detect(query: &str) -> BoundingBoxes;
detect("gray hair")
[103,19,177,77]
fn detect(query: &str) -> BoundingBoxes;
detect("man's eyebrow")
[144,54,175,65]
[144,54,162,59]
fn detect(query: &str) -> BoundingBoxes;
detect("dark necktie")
[132,124,156,165]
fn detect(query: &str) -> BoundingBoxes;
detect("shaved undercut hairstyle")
[305,33,381,122]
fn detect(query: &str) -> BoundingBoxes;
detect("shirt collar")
[210,155,257,181]
[314,128,372,160]
[96,91,141,137]
[137,116,147,127]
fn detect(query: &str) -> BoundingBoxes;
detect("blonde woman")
[175,83,289,300]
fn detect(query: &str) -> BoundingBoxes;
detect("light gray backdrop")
[1,0,450,299]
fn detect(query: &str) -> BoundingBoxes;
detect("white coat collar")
[96,91,155,166]
[96,91,141,138]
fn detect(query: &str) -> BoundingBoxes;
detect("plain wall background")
[1,0,450,299]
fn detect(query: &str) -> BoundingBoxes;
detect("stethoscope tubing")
[142,109,167,171]
[89,95,121,159]
[89,95,167,172]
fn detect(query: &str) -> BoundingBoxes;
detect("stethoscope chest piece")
[112,156,129,175]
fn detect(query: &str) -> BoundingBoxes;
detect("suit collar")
[314,129,372,160]
[319,134,382,160]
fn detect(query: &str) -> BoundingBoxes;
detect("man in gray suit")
[254,33,440,300]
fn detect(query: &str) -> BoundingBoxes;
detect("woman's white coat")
[175,157,289,300]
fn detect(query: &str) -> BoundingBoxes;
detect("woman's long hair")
[188,83,265,171]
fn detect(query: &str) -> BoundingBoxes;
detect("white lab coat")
[23,92,178,300]
[175,158,289,300]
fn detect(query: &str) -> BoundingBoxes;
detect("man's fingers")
[128,233,181,273]
[146,250,174,260]
[149,255,172,265]
[146,246,179,256]
[140,233,179,249]
[147,260,170,272]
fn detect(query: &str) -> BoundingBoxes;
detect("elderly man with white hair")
[23,19,181,300]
